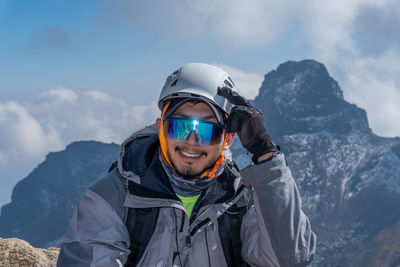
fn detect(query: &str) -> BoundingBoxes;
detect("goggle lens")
[164,117,224,146]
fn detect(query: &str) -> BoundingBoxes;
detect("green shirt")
[176,193,201,218]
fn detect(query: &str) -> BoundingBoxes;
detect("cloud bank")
[24,87,158,160]
[0,88,159,206]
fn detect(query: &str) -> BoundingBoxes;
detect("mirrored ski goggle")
[163,117,225,146]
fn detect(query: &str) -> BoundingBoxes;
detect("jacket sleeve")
[56,189,131,267]
[240,152,316,267]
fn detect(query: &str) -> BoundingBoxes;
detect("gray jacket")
[57,124,316,267]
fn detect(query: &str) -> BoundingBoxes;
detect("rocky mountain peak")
[249,60,400,266]
[254,59,371,136]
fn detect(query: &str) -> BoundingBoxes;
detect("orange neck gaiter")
[159,102,173,168]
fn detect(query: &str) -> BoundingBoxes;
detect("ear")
[156,118,161,133]
[223,133,235,150]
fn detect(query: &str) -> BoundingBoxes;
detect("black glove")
[218,87,277,163]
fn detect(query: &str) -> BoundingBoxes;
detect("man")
[57,63,316,266]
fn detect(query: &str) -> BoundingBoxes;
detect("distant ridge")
[0,141,119,248]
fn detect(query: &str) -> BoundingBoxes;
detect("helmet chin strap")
[159,102,231,179]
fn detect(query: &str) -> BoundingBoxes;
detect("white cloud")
[30,88,159,145]
[215,64,264,99]
[340,50,400,137]
[298,0,389,64]
[104,0,293,47]
[104,0,389,51]
[40,87,78,104]
[205,1,290,47]
[84,90,115,103]
[0,101,63,164]
[352,1,400,55]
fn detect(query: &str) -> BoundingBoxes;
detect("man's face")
[157,101,225,178]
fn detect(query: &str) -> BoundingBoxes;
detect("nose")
[186,131,198,145]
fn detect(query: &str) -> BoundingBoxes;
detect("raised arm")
[218,87,316,266]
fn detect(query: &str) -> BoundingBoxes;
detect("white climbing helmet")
[158,63,237,116]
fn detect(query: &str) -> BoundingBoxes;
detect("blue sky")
[0,0,312,103]
[1,0,400,207]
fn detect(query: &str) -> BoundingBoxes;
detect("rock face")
[249,60,400,266]
[0,238,59,267]
[1,59,400,266]
[0,141,119,248]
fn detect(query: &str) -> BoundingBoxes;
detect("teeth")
[180,150,200,157]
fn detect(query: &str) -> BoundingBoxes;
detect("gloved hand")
[218,87,277,163]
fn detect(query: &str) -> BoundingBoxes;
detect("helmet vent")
[224,79,233,88]
[228,77,235,86]
[170,79,178,87]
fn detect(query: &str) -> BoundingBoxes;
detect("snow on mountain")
[236,59,400,266]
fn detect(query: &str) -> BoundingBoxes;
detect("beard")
[175,161,214,179]
[169,144,221,179]
[179,166,198,179]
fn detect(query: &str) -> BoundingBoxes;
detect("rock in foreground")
[0,238,59,267]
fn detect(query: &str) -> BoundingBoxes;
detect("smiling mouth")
[181,150,200,157]
[176,147,205,160]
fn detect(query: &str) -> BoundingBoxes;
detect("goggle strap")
[159,102,174,169]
